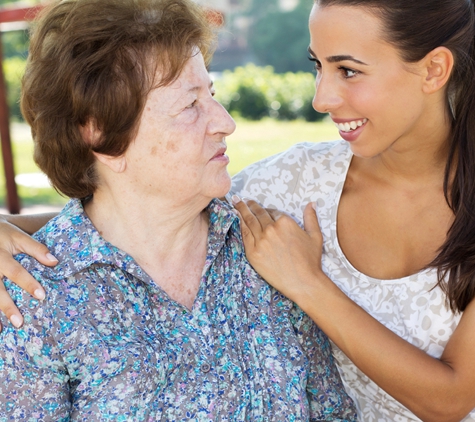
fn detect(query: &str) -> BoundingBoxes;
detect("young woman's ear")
[421,46,454,94]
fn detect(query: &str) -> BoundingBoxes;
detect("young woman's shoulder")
[230,140,350,216]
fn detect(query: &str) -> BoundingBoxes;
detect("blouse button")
[200,363,211,373]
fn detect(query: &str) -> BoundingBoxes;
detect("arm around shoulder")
[0,213,58,331]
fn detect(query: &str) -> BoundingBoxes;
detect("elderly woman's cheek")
[179,107,200,125]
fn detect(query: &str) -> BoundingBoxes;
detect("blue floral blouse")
[0,198,356,421]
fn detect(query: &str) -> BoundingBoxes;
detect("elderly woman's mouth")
[210,147,229,162]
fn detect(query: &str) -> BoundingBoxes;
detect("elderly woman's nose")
[209,101,236,136]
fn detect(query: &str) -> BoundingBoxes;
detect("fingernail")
[312,202,317,211]
[34,288,45,301]
[10,315,22,328]
[46,253,58,262]
[231,195,241,205]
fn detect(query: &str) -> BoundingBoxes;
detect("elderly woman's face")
[122,52,236,205]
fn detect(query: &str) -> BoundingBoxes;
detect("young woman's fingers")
[11,232,58,268]
[0,250,46,301]
[232,196,265,238]
[245,200,275,229]
[0,280,23,329]
[267,209,285,221]
[235,208,256,251]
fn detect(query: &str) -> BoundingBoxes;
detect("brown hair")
[21,0,215,198]
[315,0,475,312]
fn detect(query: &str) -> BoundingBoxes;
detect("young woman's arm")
[0,213,58,329]
[234,198,475,422]
[2,213,57,235]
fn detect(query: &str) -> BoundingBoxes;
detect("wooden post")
[0,31,19,214]
[0,4,43,214]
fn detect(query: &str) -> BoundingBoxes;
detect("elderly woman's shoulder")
[11,199,94,291]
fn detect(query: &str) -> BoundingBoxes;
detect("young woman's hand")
[232,196,326,303]
[0,216,57,330]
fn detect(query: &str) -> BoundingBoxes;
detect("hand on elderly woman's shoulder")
[0,214,58,331]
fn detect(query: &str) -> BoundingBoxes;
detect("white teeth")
[334,118,367,132]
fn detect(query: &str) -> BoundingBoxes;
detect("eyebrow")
[307,47,368,66]
[188,80,214,93]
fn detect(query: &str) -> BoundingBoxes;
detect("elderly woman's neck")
[85,191,209,255]
[84,190,210,308]
[83,189,211,307]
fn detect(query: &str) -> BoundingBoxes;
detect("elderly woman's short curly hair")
[21,0,215,198]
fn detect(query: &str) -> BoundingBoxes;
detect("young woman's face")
[308,4,433,158]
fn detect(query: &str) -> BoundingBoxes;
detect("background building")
[194,0,313,73]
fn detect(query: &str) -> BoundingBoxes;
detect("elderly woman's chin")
[207,161,232,199]
[188,169,231,205]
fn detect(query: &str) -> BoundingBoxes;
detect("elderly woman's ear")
[92,151,127,173]
[80,120,127,173]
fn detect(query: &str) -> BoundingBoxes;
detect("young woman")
[231,0,475,420]
[0,0,474,420]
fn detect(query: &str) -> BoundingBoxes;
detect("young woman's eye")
[339,66,359,78]
[308,56,321,73]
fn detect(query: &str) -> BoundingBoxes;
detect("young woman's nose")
[312,74,343,114]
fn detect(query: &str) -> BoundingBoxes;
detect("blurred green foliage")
[4,55,25,120]
[214,63,325,122]
[3,29,28,59]
[0,1,38,121]
[0,27,30,122]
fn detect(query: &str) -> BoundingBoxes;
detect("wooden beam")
[0,5,42,24]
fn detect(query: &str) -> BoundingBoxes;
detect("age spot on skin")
[166,141,178,152]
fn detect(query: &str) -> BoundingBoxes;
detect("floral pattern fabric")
[0,198,356,422]
[231,140,475,422]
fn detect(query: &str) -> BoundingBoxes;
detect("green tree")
[0,0,37,58]
[4,56,26,120]
[0,1,40,119]
[2,30,29,59]
[215,63,325,122]
[247,0,314,73]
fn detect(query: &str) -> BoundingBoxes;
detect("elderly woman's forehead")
[157,53,209,88]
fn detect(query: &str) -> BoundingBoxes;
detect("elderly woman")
[0,0,356,420]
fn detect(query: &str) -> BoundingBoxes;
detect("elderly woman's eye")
[186,100,197,109]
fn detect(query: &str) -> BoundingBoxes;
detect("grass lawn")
[0,118,340,210]
[227,117,339,174]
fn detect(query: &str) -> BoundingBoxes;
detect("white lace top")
[230,140,475,422]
